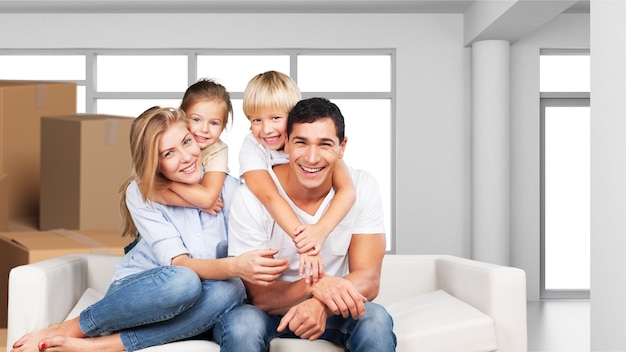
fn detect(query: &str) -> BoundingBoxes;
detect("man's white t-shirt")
[238,133,289,178]
[228,166,386,282]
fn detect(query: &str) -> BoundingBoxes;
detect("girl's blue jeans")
[213,302,397,352]
[78,265,245,351]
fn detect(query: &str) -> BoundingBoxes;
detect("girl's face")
[249,109,288,151]
[157,121,203,184]
[186,99,227,150]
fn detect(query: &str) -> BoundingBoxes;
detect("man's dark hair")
[287,97,345,141]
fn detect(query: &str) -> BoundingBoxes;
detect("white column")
[471,40,510,265]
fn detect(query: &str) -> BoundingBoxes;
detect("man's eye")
[184,138,193,145]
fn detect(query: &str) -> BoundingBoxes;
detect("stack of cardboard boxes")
[0,81,134,333]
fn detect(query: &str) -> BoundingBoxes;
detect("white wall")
[0,13,470,256]
[510,13,589,300]
[591,1,626,350]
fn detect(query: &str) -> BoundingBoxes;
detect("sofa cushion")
[64,288,104,321]
[387,290,497,352]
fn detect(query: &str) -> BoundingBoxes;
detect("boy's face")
[186,100,227,150]
[249,110,288,151]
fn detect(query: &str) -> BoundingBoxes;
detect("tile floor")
[527,299,590,352]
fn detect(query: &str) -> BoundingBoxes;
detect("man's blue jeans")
[78,265,245,351]
[213,302,397,352]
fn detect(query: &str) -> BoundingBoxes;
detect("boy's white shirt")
[238,133,289,178]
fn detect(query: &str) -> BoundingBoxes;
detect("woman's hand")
[233,249,290,286]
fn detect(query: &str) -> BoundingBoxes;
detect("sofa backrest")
[375,255,439,307]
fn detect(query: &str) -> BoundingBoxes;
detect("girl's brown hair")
[180,78,233,130]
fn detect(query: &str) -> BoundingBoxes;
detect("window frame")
[0,48,397,253]
[540,94,590,300]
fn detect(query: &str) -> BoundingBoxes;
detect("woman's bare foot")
[37,334,124,352]
[11,319,85,352]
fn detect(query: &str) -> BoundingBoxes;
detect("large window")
[0,49,395,251]
[540,51,590,299]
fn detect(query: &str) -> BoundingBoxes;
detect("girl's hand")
[201,197,223,215]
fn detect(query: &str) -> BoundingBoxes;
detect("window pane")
[0,55,85,80]
[197,55,290,92]
[97,55,188,92]
[298,55,391,92]
[96,99,182,118]
[333,99,392,250]
[219,99,248,178]
[544,106,590,290]
[77,86,86,113]
[540,55,590,92]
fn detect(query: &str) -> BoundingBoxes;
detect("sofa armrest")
[435,255,527,352]
[5,254,119,352]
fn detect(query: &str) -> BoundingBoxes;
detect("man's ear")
[284,136,291,153]
[338,137,347,158]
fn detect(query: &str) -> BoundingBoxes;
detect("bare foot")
[38,334,124,352]
[11,319,84,352]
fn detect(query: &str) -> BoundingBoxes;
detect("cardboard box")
[0,328,6,351]
[40,115,134,230]
[0,174,7,231]
[0,229,130,327]
[0,81,76,220]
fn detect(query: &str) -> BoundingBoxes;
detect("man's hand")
[277,298,328,341]
[311,276,367,319]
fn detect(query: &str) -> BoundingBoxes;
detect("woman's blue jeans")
[78,265,245,352]
[213,302,397,352]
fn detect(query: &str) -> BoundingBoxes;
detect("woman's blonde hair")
[119,106,187,238]
[242,71,301,119]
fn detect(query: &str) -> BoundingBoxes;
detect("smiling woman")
[155,113,203,185]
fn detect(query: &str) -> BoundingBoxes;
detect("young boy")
[240,71,356,283]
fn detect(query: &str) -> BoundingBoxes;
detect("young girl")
[10,107,289,352]
[151,78,232,215]
[240,71,356,283]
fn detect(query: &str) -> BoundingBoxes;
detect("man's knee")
[214,305,269,347]
[361,302,394,331]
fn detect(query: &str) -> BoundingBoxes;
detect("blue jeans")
[213,302,397,352]
[78,266,245,352]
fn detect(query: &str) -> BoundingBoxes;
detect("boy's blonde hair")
[119,106,188,238]
[243,71,301,119]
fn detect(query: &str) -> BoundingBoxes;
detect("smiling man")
[215,97,397,352]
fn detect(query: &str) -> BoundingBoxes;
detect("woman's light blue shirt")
[113,175,240,281]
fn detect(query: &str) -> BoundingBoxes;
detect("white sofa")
[7,254,527,352]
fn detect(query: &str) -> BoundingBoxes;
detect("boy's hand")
[293,223,328,255]
[299,252,324,284]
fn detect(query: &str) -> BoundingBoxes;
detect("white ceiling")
[0,0,589,14]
